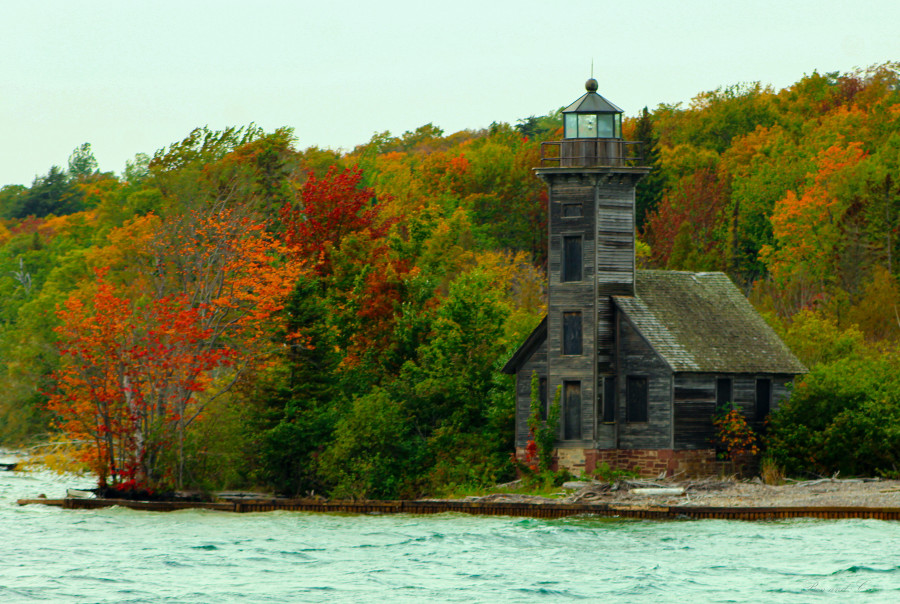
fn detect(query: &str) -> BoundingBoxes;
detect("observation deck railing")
[540,139,644,168]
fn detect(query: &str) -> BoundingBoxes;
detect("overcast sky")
[2,0,898,186]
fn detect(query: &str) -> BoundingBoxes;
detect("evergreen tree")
[634,107,664,232]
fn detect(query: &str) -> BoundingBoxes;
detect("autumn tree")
[279,165,390,274]
[760,143,866,313]
[47,270,234,491]
[643,166,728,269]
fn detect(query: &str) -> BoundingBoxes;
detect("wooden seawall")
[16,497,900,521]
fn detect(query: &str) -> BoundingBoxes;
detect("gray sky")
[2,0,898,187]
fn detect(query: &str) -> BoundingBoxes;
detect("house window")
[539,376,548,421]
[562,236,582,282]
[716,377,733,410]
[562,203,582,218]
[755,378,771,421]
[602,376,616,423]
[626,376,648,423]
[564,381,582,440]
[562,312,583,355]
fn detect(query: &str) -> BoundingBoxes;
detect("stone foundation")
[555,448,585,473]
[515,447,757,479]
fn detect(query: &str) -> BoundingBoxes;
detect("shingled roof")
[614,271,806,374]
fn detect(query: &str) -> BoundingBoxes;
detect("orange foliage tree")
[47,270,235,492]
[760,143,866,312]
[50,190,303,490]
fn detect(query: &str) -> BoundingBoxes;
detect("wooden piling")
[15,497,900,521]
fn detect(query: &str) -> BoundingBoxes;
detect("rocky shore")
[464,477,900,509]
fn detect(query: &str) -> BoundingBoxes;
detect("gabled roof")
[614,271,806,374]
[501,270,806,376]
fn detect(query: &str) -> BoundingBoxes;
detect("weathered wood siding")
[773,376,793,411]
[540,170,644,448]
[595,175,637,298]
[515,338,547,448]
[674,373,799,448]
[615,310,672,449]
[545,175,596,446]
[673,374,717,450]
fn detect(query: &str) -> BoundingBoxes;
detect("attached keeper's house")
[501,80,806,478]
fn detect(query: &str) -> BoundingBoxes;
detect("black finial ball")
[585,78,598,92]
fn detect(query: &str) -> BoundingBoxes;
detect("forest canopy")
[2,63,900,493]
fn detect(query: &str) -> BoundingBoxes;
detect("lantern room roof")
[562,79,623,114]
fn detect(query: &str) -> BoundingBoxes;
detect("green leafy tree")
[318,388,421,499]
[68,143,99,179]
[766,353,900,476]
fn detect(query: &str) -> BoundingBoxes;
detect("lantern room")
[541,79,641,168]
[563,78,623,139]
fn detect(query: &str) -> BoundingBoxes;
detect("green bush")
[766,353,900,476]
[318,389,423,500]
[591,462,640,483]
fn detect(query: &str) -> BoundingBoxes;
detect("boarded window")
[539,376,548,421]
[755,378,771,421]
[626,376,648,423]
[562,203,582,218]
[602,376,616,423]
[716,377,733,410]
[564,381,582,440]
[562,236,582,282]
[562,312,582,355]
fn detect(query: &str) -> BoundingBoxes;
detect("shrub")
[318,389,422,499]
[526,372,560,473]
[712,403,759,460]
[765,353,900,476]
[591,462,640,483]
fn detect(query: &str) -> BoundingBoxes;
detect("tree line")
[1,63,899,495]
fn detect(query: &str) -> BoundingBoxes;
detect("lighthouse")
[503,80,804,477]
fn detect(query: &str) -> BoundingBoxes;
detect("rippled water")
[2,465,900,603]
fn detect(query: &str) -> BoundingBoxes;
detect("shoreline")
[482,476,900,509]
[16,477,900,521]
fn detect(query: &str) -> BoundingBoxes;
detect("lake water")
[2,465,899,603]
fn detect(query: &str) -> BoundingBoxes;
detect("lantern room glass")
[564,113,621,139]
[578,114,597,137]
[564,114,577,138]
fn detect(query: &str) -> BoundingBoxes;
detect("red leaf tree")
[280,166,391,274]
[47,269,235,491]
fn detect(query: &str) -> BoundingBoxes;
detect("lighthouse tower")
[537,79,649,455]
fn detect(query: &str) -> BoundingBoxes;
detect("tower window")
[562,312,582,355]
[562,236,582,282]
[562,203,582,218]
